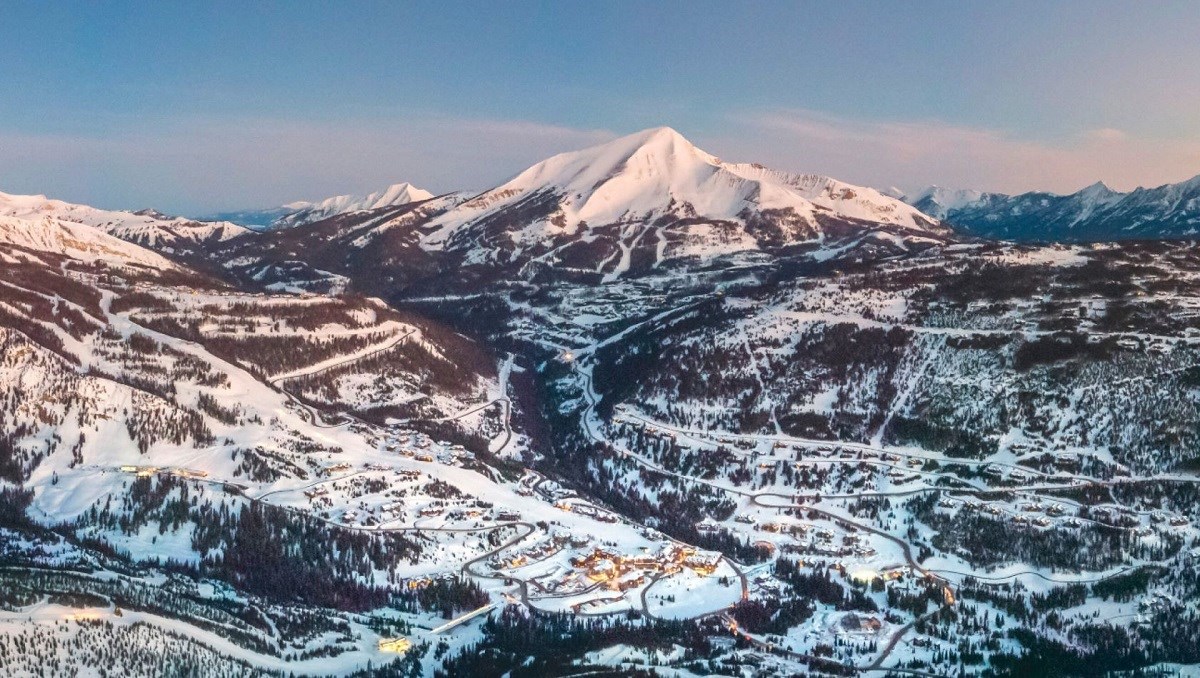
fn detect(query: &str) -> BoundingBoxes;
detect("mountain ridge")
[205,182,437,231]
[901,173,1200,241]
[0,189,248,251]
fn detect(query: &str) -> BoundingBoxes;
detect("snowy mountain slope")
[903,186,987,220]
[903,174,1200,241]
[0,213,179,269]
[0,204,504,482]
[211,197,459,296]
[0,190,248,252]
[422,127,947,277]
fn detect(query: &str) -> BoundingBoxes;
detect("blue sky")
[2,1,1199,213]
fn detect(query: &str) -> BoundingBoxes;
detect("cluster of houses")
[516,473,576,502]
[705,514,879,559]
[297,463,506,528]
[556,500,619,523]
[120,465,209,480]
[936,494,1190,535]
[568,544,724,592]
[380,429,476,467]
[939,495,1061,528]
[839,612,884,635]
[494,536,569,571]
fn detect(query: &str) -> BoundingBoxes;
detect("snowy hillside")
[0,213,179,269]
[903,185,986,219]
[0,189,248,251]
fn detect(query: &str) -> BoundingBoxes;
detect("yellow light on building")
[378,637,412,654]
[850,568,879,583]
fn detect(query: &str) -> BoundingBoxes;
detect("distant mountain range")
[17,128,1200,254]
[197,132,1200,247]
[899,175,1200,241]
[184,129,949,297]
[204,182,435,230]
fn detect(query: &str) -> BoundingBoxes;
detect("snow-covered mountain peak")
[1078,181,1117,200]
[502,126,720,204]
[425,126,944,262]
[904,185,987,219]
[373,182,434,205]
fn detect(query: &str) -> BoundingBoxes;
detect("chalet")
[840,613,883,634]
[684,552,722,575]
[1054,455,1080,472]
[616,573,646,592]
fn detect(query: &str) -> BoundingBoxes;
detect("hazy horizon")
[3,1,1200,214]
